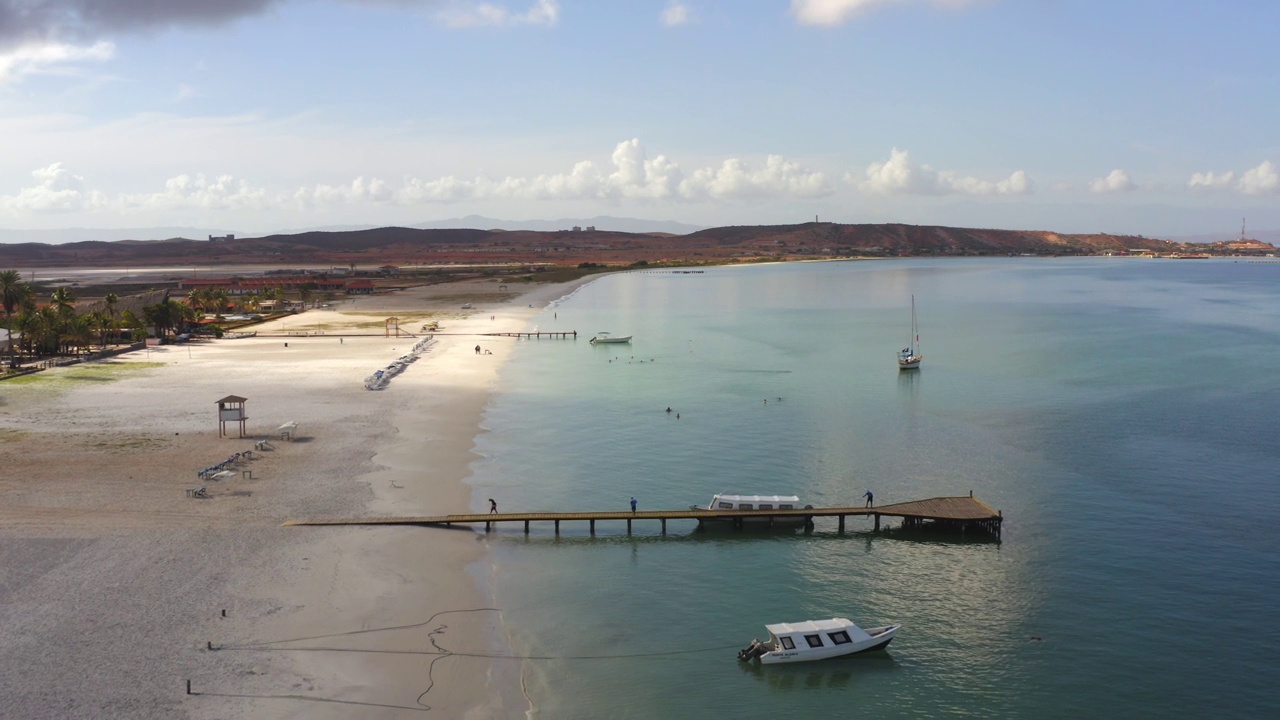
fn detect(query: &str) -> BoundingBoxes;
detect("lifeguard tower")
[216,395,248,438]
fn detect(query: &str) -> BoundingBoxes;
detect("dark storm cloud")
[0,0,277,44]
[0,0,437,46]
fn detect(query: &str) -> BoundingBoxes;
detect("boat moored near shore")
[589,331,632,344]
[738,617,899,664]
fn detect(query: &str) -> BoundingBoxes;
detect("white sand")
[0,276,594,719]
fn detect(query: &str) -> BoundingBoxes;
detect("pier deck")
[285,494,1002,537]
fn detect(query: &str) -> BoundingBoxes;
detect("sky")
[1,0,1278,240]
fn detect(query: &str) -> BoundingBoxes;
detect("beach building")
[344,279,376,295]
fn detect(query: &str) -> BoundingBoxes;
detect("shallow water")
[468,258,1280,719]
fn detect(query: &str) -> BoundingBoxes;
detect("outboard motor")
[737,639,768,661]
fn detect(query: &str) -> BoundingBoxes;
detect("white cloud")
[1238,160,1279,196]
[1188,170,1234,191]
[295,176,394,207]
[117,173,270,212]
[437,0,560,28]
[661,1,691,26]
[1,140,829,221]
[0,162,107,213]
[1187,161,1278,195]
[399,139,829,203]
[1089,169,1135,194]
[853,148,1031,196]
[791,0,980,26]
[680,155,831,200]
[0,40,114,83]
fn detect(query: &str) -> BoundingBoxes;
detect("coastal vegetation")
[0,269,318,373]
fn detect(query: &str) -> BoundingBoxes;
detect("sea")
[464,257,1280,719]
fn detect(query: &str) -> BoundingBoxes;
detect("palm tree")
[1,269,32,367]
[49,286,76,316]
[211,289,230,317]
[120,309,145,343]
[103,293,119,346]
[62,313,93,355]
[144,299,179,339]
[179,301,199,332]
[25,307,61,356]
[298,283,317,310]
[88,310,111,349]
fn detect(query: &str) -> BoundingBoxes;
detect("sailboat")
[898,295,922,370]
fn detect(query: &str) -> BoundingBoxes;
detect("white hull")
[898,354,921,370]
[740,617,899,665]
[690,508,809,528]
[759,626,897,663]
[590,336,632,343]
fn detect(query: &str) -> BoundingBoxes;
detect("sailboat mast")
[913,296,919,349]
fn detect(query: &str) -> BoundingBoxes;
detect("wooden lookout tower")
[385,317,403,337]
[216,395,248,438]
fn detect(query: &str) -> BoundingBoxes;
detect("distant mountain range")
[0,216,705,245]
[0,226,240,245]
[0,221,1199,269]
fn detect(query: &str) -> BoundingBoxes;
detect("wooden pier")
[426,331,578,339]
[285,494,1002,539]
[481,331,576,339]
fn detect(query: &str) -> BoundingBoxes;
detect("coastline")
[0,275,597,719]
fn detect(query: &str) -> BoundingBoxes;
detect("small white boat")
[898,294,922,370]
[690,493,810,527]
[738,617,899,664]
[589,332,632,344]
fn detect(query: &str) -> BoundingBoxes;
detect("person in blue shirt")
[863,490,874,508]
[630,497,637,513]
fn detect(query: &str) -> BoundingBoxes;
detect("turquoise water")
[468,258,1280,719]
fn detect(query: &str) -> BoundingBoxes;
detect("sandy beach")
[0,276,592,719]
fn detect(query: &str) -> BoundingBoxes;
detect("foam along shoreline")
[0,275,597,719]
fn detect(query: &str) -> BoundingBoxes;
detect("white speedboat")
[589,332,632,344]
[738,617,899,664]
[690,493,810,527]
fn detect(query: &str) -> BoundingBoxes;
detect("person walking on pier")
[863,490,874,508]
[630,497,637,513]
[489,498,498,514]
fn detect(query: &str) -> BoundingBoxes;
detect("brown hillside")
[0,222,1181,269]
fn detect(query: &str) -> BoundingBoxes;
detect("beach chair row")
[196,450,254,479]
[364,337,436,390]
